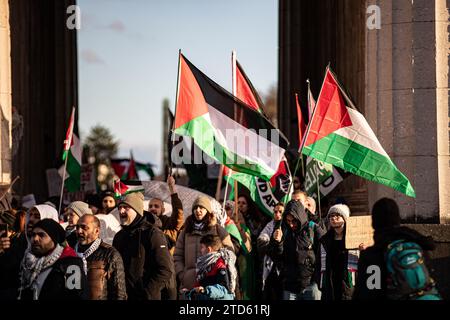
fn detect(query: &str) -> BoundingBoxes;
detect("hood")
[374,226,436,251]
[26,204,59,229]
[283,200,308,228]
[144,211,163,229]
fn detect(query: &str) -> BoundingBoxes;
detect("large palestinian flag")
[302,68,415,197]
[174,54,289,180]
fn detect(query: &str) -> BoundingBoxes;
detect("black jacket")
[113,215,175,300]
[0,233,27,299]
[85,241,127,300]
[353,226,435,300]
[19,247,88,300]
[319,229,355,301]
[268,201,326,293]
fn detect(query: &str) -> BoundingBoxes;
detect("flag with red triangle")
[302,68,415,197]
[61,107,81,192]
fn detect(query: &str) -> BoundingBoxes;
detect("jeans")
[283,282,322,301]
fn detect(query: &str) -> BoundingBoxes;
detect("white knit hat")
[327,204,350,221]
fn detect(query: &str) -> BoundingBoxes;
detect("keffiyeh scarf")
[74,238,102,275]
[18,244,64,300]
[196,248,238,293]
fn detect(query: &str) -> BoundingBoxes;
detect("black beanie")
[33,219,66,245]
[371,198,401,231]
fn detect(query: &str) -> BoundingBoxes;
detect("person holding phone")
[257,202,285,300]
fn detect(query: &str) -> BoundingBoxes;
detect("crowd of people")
[0,175,442,301]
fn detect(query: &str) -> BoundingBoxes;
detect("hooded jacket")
[268,201,326,293]
[353,226,436,300]
[112,215,174,300]
[174,214,234,290]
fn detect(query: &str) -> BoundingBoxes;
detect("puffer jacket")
[161,193,185,255]
[113,215,174,300]
[85,241,127,300]
[174,215,234,290]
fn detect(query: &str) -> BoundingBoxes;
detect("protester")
[269,200,326,300]
[0,204,59,299]
[113,192,175,300]
[14,209,27,234]
[18,219,87,300]
[75,214,127,300]
[65,201,93,247]
[291,189,307,205]
[353,198,441,300]
[257,202,285,300]
[182,234,237,300]
[100,191,117,214]
[224,200,252,300]
[174,196,234,293]
[319,204,360,301]
[237,194,268,300]
[146,175,184,255]
[96,207,122,245]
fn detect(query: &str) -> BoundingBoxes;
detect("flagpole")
[286,68,328,197]
[315,169,322,220]
[222,169,232,210]
[295,93,305,178]
[215,165,224,201]
[231,50,240,223]
[170,49,182,177]
[58,154,69,217]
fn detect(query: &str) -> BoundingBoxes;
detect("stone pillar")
[435,0,450,224]
[366,0,449,223]
[0,0,12,188]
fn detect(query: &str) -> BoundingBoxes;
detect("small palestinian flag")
[302,68,415,197]
[174,53,289,181]
[114,180,144,198]
[62,107,81,192]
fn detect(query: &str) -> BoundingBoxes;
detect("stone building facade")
[0,0,78,203]
[279,0,450,224]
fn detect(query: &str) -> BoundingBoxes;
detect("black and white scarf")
[18,244,64,300]
[74,238,102,275]
[196,248,237,293]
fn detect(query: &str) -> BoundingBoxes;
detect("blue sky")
[78,0,278,175]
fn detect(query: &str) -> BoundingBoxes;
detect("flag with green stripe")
[301,68,415,197]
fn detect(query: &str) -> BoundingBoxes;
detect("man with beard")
[0,204,59,299]
[146,175,184,255]
[75,214,127,300]
[18,219,87,300]
[113,192,174,300]
[100,191,117,214]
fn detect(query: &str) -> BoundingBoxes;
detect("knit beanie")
[119,192,144,216]
[67,201,92,217]
[33,218,66,245]
[327,204,351,221]
[192,196,212,214]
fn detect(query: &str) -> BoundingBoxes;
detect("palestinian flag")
[62,107,81,192]
[174,54,289,180]
[222,57,291,216]
[302,68,415,197]
[296,93,307,146]
[114,180,144,198]
[225,157,292,217]
[235,60,264,114]
[111,158,155,179]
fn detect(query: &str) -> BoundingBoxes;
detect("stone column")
[435,0,450,224]
[366,0,449,223]
[0,0,12,188]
